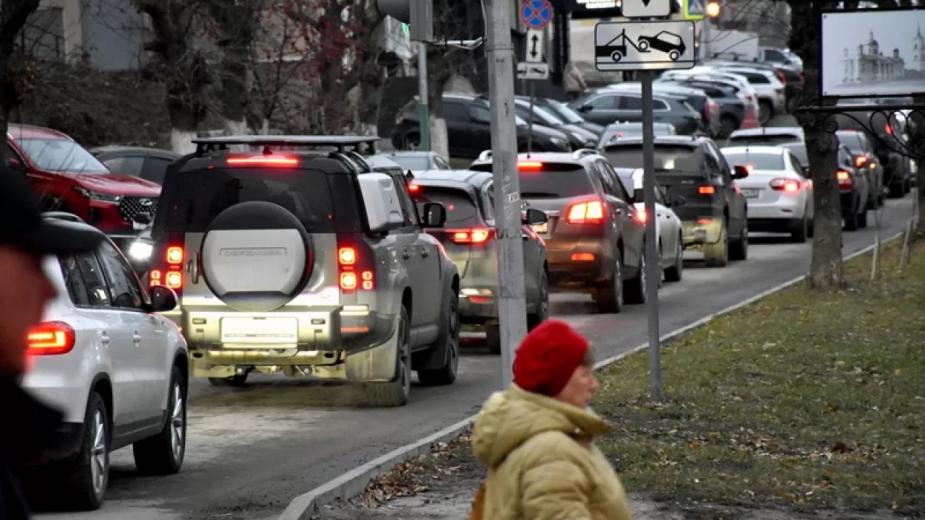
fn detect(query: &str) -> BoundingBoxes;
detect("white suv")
[21,216,187,510]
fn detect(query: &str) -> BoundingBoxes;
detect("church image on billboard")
[822,9,925,97]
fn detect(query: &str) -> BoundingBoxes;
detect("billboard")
[821,8,925,98]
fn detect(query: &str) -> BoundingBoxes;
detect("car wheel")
[704,221,729,267]
[858,208,868,228]
[791,216,808,243]
[596,255,624,313]
[844,208,859,230]
[720,115,738,138]
[664,235,683,283]
[133,366,187,475]
[669,50,680,61]
[758,100,774,125]
[730,220,748,261]
[365,306,411,406]
[60,392,109,510]
[625,247,647,305]
[208,373,248,387]
[417,291,459,386]
[486,324,501,355]
[527,271,549,330]
[611,50,623,62]
[638,39,650,51]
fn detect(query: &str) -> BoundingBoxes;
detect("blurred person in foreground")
[470,320,632,520]
[0,168,102,519]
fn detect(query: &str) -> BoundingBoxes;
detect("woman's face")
[555,364,599,409]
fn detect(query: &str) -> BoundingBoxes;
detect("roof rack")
[42,211,86,224]
[191,135,380,155]
[572,148,598,159]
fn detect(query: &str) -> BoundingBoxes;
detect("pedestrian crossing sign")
[684,0,706,20]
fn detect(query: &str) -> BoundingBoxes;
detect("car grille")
[118,196,158,221]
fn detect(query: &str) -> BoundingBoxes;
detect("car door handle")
[132,333,142,345]
[402,249,411,259]
[100,333,111,345]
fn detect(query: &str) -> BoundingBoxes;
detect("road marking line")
[279,230,904,520]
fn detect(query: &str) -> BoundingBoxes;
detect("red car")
[5,124,161,233]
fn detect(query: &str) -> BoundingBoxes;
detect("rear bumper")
[681,218,724,247]
[746,197,806,220]
[37,422,85,461]
[545,239,609,290]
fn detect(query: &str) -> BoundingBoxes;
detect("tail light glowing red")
[338,247,357,265]
[226,155,299,167]
[770,178,801,192]
[836,170,853,188]
[571,253,596,262]
[27,322,75,356]
[566,199,604,224]
[854,156,868,168]
[518,161,544,172]
[167,246,184,265]
[338,242,374,292]
[165,271,183,289]
[698,185,716,195]
[634,207,647,223]
[340,272,358,291]
[149,269,163,287]
[448,229,492,244]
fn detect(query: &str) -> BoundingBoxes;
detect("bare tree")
[134,0,210,153]
[0,0,41,156]
[205,0,263,135]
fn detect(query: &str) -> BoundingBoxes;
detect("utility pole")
[417,41,431,151]
[486,0,528,389]
[641,72,662,401]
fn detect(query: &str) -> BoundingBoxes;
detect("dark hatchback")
[569,89,703,135]
[601,135,749,267]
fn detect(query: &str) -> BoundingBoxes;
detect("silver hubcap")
[170,384,185,461]
[90,410,107,496]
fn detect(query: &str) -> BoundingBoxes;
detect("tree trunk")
[806,114,845,289]
[0,0,41,144]
[911,97,925,236]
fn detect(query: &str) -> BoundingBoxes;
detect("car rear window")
[727,135,801,146]
[413,186,484,227]
[603,146,702,174]
[721,152,784,170]
[154,168,359,234]
[519,166,596,199]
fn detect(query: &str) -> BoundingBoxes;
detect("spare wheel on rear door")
[201,201,312,312]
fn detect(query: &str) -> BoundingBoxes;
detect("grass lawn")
[596,238,925,515]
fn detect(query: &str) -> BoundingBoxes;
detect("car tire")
[60,392,110,510]
[729,220,748,261]
[791,216,808,243]
[758,100,774,125]
[485,324,501,355]
[664,236,683,283]
[208,373,248,387]
[527,271,550,330]
[720,116,738,139]
[625,247,647,305]
[133,366,187,475]
[858,208,868,229]
[704,221,729,267]
[417,292,460,386]
[596,255,624,313]
[365,306,412,406]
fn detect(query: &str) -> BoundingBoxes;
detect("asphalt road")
[37,196,916,520]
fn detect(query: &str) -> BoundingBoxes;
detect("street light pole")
[417,41,431,151]
[641,71,662,401]
[485,0,528,389]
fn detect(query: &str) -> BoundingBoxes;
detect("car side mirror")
[732,165,750,179]
[421,202,446,228]
[7,156,24,172]
[577,105,593,113]
[148,285,178,313]
[633,188,645,204]
[523,208,548,226]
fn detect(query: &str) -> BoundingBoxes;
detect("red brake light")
[634,207,647,223]
[167,246,184,265]
[340,272,358,291]
[836,170,853,188]
[698,185,716,195]
[566,199,604,224]
[27,322,75,356]
[165,271,183,289]
[885,124,893,136]
[337,242,374,291]
[769,178,800,192]
[518,161,544,172]
[149,269,162,287]
[338,247,357,266]
[226,155,299,167]
[448,228,492,244]
[408,183,421,193]
[570,253,596,262]
[854,156,868,168]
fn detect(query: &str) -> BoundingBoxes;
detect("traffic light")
[378,0,433,42]
[705,0,721,18]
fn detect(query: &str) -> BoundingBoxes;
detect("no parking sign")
[520,0,553,30]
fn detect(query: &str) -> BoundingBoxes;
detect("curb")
[279,231,902,520]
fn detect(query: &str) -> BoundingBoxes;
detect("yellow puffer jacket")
[471,385,632,520]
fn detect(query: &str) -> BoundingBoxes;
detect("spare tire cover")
[201,201,311,312]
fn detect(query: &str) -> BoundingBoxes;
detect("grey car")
[570,88,703,135]
[374,150,452,171]
[150,136,460,406]
[514,97,600,149]
[598,122,676,148]
[409,170,549,353]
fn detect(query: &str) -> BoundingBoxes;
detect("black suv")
[391,94,572,158]
[150,136,460,406]
[471,151,647,313]
[601,135,749,267]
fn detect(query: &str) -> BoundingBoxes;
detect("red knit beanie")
[512,320,590,396]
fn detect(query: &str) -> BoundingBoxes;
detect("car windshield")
[780,143,808,166]
[519,166,596,198]
[412,186,483,227]
[154,168,352,234]
[836,132,864,152]
[542,99,586,124]
[388,155,430,170]
[16,138,109,174]
[515,103,562,126]
[604,146,703,175]
[722,152,784,170]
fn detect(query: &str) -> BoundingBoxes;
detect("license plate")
[221,317,298,344]
[742,188,760,198]
[530,222,548,234]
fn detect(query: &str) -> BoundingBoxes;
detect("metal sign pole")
[417,41,431,151]
[487,0,528,389]
[528,81,535,154]
[641,71,662,401]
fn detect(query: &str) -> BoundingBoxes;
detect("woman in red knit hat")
[470,320,632,520]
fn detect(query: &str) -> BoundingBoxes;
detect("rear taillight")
[570,253,596,262]
[634,207,647,223]
[769,178,801,192]
[566,199,604,224]
[165,271,183,289]
[448,229,493,244]
[854,156,868,168]
[338,242,374,291]
[777,70,787,84]
[837,170,853,188]
[27,322,75,356]
[518,161,544,172]
[698,185,716,196]
[159,244,185,290]
[226,155,299,167]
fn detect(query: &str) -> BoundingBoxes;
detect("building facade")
[842,32,905,83]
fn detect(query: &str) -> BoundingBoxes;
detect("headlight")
[74,185,122,203]
[550,137,569,150]
[127,240,154,262]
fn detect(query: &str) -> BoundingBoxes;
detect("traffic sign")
[520,0,553,30]
[517,62,549,80]
[621,0,671,18]
[594,20,696,71]
[683,0,706,20]
[525,29,545,63]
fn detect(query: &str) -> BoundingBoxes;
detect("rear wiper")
[521,191,561,198]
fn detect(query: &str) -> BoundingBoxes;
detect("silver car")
[409,170,549,354]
